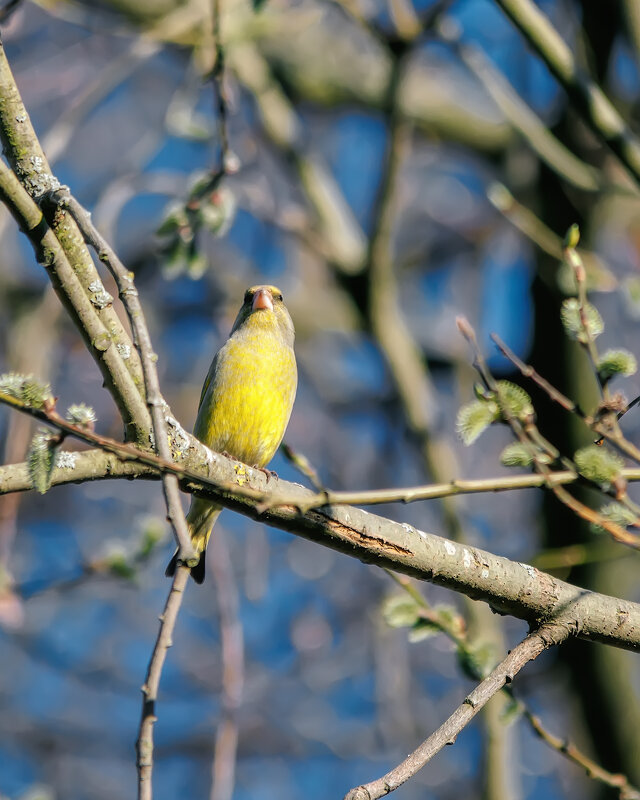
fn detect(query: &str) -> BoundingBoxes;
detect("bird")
[166,284,297,583]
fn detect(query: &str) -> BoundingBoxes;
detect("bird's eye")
[274,292,283,301]
[244,290,253,304]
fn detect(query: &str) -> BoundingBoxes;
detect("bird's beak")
[252,288,273,312]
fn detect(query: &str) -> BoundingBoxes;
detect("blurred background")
[1,0,640,798]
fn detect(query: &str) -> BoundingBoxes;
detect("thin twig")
[0,388,266,505]
[459,319,640,549]
[209,528,244,800]
[48,189,197,567]
[521,706,640,799]
[136,565,190,800]
[343,622,571,800]
[564,240,604,397]
[493,331,640,470]
[491,333,579,414]
[386,571,640,798]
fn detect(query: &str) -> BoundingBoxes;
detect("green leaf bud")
[590,502,638,535]
[456,399,499,445]
[574,445,624,484]
[28,428,58,494]
[597,349,637,383]
[560,298,604,343]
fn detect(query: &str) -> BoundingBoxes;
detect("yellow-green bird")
[166,284,297,583]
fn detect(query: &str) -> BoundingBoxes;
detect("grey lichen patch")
[55,451,78,469]
[22,155,61,199]
[116,343,131,360]
[88,279,114,309]
[518,562,537,580]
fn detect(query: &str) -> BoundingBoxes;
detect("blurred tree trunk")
[527,6,640,792]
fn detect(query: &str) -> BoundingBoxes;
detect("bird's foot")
[257,467,278,482]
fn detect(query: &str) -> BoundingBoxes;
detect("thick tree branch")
[0,36,149,443]
[3,391,640,651]
[0,449,153,494]
[0,162,151,442]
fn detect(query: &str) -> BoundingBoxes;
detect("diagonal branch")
[0,161,151,442]
[344,620,571,799]
[493,0,640,187]
[47,190,197,567]
[3,389,640,651]
[0,35,147,442]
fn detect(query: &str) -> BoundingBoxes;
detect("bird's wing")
[197,350,220,411]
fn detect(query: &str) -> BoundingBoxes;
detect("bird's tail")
[165,497,222,584]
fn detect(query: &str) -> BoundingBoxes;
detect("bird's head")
[231,285,295,345]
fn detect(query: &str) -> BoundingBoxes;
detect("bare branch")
[493,0,640,186]
[137,565,190,800]
[0,36,148,442]
[48,190,197,567]
[344,621,571,800]
[521,705,640,799]
[3,388,640,650]
[0,161,151,442]
[209,528,244,800]
[387,571,640,798]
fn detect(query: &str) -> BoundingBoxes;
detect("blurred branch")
[344,621,571,800]
[521,705,640,799]
[230,41,367,273]
[260,7,513,151]
[0,287,60,580]
[363,45,466,546]
[623,0,640,63]
[47,190,197,568]
[486,183,618,292]
[439,19,602,193]
[494,0,640,186]
[137,565,190,800]
[3,389,640,650]
[210,0,231,179]
[42,37,161,164]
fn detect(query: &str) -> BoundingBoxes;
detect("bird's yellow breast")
[194,325,297,468]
